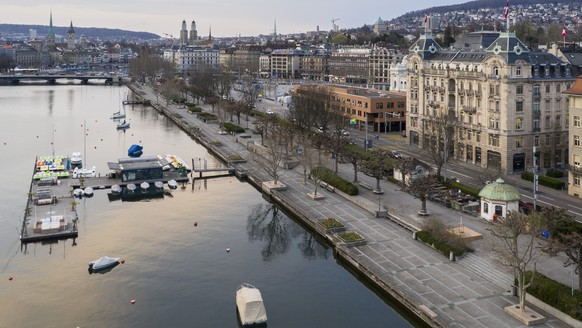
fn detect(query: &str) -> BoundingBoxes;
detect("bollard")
[449,251,455,261]
[412,231,417,240]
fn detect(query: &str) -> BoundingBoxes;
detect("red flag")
[424,12,428,24]
[562,25,567,38]
[504,0,509,20]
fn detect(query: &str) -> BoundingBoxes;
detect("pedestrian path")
[134,84,576,327]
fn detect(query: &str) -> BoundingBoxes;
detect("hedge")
[187,106,203,113]
[311,166,359,195]
[197,112,218,121]
[521,172,565,190]
[443,180,480,198]
[526,271,582,320]
[546,169,564,178]
[416,230,470,257]
[223,122,245,133]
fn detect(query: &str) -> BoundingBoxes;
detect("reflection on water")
[0,85,413,328]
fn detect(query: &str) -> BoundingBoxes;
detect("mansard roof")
[484,32,530,63]
[408,33,442,59]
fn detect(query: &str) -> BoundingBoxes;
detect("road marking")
[568,204,582,211]
[447,170,471,179]
[538,195,554,201]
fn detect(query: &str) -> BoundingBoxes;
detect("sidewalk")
[134,84,576,327]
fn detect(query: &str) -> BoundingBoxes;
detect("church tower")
[67,21,76,50]
[47,11,55,47]
[189,20,197,44]
[179,20,188,46]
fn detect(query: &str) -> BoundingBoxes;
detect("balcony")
[568,164,582,174]
[462,106,476,114]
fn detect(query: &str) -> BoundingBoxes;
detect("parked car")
[390,150,402,159]
[266,109,274,115]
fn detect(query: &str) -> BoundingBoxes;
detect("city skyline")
[2,0,468,37]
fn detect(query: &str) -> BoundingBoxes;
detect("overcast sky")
[3,0,470,37]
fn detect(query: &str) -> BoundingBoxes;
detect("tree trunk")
[376,178,381,191]
[421,197,427,213]
[352,163,358,183]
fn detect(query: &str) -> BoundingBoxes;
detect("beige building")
[406,32,576,174]
[564,76,582,198]
[294,85,406,134]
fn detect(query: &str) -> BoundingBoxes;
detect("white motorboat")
[111,111,126,119]
[126,183,137,193]
[167,179,178,189]
[88,256,120,273]
[154,181,164,190]
[70,152,82,167]
[140,181,150,192]
[111,184,122,195]
[116,121,130,130]
[83,187,94,197]
[236,283,267,327]
[72,166,96,179]
[73,188,84,198]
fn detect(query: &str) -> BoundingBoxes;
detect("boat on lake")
[88,256,120,273]
[117,121,130,130]
[236,283,267,327]
[70,152,82,167]
[127,144,143,157]
[111,111,126,119]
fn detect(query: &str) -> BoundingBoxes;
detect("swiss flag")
[562,26,567,38]
[424,13,428,25]
[504,0,509,20]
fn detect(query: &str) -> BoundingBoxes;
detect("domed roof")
[478,178,521,201]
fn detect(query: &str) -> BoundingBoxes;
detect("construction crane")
[331,18,341,31]
[162,33,174,47]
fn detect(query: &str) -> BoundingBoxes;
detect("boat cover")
[128,144,143,157]
[236,284,267,325]
[89,256,120,271]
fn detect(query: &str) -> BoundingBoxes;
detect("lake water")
[0,84,416,327]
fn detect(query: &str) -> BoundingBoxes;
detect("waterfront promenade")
[133,83,577,327]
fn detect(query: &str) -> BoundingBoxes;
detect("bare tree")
[422,109,456,179]
[238,76,260,124]
[404,175,438,215]
[393,156,414,187]
[488,211,545,313]
[251,118,290,186]
[360,148,395,193]
[340,144,369,183]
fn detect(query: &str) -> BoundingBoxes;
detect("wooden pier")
[191,157,235,179]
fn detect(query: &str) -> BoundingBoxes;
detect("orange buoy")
[130,299,136,304]
[120,259,125,264]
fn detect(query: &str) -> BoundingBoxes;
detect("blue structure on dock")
[128,144,143,157]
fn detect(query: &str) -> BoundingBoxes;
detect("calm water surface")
[0,85,415,327]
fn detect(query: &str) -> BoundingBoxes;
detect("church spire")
[208,25,212,41]
[47,10,55,47]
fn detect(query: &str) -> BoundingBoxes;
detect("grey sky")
[3,1,474,37]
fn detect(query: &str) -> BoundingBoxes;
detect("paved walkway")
[134,84,577,327]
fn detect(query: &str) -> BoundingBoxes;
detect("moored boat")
[236,283,267,327]
[111,111,126,119]
[88,256,120,273]
[117,121,130,130]
[70,152,82,167]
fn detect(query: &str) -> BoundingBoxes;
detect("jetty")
[20,156,78,243]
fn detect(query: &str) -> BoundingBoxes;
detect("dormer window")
[493,66,499,77]
[516,66,521,76]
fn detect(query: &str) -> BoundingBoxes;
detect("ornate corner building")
[406,31,577,174]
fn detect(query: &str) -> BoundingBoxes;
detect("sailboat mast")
[83,119,87,168]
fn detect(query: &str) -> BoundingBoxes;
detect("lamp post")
[365,113,368,150]
[533,145,538,210]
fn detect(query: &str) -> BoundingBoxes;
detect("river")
[0,84,417,327]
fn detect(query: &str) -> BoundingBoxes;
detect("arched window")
[493,66,499,77]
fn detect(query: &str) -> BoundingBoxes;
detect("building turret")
[189,20,197,44]
[180,20,188,45]
[47,11,55,47]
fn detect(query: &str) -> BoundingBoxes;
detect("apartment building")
[406,31,576,174]
[174,46,220,75]
[565,76,582,198]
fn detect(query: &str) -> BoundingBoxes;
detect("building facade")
[565,76,582,198]
[406,32,576,174]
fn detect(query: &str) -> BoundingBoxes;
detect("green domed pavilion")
[478,178,520,222]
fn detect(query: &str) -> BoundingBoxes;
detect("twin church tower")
[179,20,198,45]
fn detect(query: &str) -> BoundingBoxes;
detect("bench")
[359,182,373,190]
[319,182,335,193]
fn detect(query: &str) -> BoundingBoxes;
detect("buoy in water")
[130,299,136,304]
[193,221,198,227]
[8,276,13,281]
[226,248,231,253]
[120,259,125,264]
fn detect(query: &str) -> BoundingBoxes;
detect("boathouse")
[107,156,167,182]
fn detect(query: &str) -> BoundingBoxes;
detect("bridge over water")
[0,74,129,85]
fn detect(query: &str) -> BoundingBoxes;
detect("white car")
[266,110,274,115]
